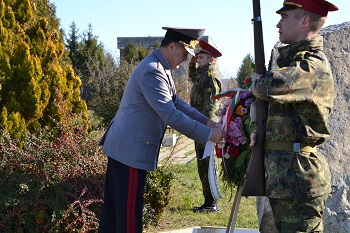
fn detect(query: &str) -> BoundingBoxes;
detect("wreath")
[212,88,256,188]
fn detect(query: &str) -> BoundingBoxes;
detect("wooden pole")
[226,186,243,233]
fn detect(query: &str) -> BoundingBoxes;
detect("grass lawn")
[145,159,259,232]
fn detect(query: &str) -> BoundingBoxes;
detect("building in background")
[117,36,209,58]
[115,36,239,92]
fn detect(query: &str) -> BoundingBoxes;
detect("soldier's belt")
[264,141,317,153]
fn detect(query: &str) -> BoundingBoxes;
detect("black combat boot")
[192,200,219,213]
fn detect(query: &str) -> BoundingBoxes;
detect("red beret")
[197,40,222,58]
[276,0,338,17]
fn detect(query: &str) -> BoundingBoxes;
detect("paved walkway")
[158,134,196,166]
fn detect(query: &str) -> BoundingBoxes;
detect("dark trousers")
[99,157,146,233]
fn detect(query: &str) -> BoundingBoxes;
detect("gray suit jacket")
[101,49,211,171]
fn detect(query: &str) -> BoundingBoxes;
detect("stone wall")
[320,22,350,233]
[259,22,350,232]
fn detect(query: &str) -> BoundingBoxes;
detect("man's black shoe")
[192,203,219,213]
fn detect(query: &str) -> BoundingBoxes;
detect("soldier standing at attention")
[189,40,222,213]
[250,0,338,232]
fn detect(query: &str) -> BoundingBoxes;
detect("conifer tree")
[236,54,255,89]
[124,41,138,63]
[66,23,106,102]
[65,21,80,69]
[124,41,151,63]
[0,0,88,137]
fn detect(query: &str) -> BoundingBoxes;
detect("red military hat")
[276,0,338,17]
[197,40,222,58]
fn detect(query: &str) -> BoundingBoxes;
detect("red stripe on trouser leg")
[127,167,138,233]
[131,168,138,233]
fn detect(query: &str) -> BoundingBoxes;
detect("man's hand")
[207,119,218,129]
[250,131,257,147]
[210,128,225,144]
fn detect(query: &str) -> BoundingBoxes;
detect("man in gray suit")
[98,27,225,233]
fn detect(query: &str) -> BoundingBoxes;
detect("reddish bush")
[0,121,106,232]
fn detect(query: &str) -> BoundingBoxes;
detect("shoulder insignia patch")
[294,51,308,60]
[207,87,213,92]
[277,67,288,71]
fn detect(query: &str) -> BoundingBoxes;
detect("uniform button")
[146,141,150,145]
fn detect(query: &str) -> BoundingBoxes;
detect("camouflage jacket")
[251,36,333,198]
[189,63,222,121]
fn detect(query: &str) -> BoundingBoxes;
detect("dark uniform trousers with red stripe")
[99,157,146,233]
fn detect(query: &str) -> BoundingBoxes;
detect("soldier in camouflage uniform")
[189,40,222,212]
[250,0,338,232]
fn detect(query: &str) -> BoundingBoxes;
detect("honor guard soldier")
[189,40,222,213]
[250,0,338,232]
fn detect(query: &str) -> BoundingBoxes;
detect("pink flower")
[241,136,247,145]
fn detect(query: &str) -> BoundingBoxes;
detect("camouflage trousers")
[269,194,328,233]
[194,142,214,204]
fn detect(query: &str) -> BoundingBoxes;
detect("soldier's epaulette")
[294,50,310,60]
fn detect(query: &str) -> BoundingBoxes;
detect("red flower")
[215,144,222,158]
[228,146,239,158]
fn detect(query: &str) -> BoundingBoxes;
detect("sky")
[51,0,350,79]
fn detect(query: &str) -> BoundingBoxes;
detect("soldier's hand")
[210,128,225,144]
[250,131,257,147]
[207,119,218,129]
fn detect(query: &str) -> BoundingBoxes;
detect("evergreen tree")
[72,24,106,102]
[124,41,138,63]
[65,21,80,69]
[124,41,151,63]
[0,0,88,138]
[235,54,255,89]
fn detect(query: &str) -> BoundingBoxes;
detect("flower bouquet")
[212,88,256,188]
